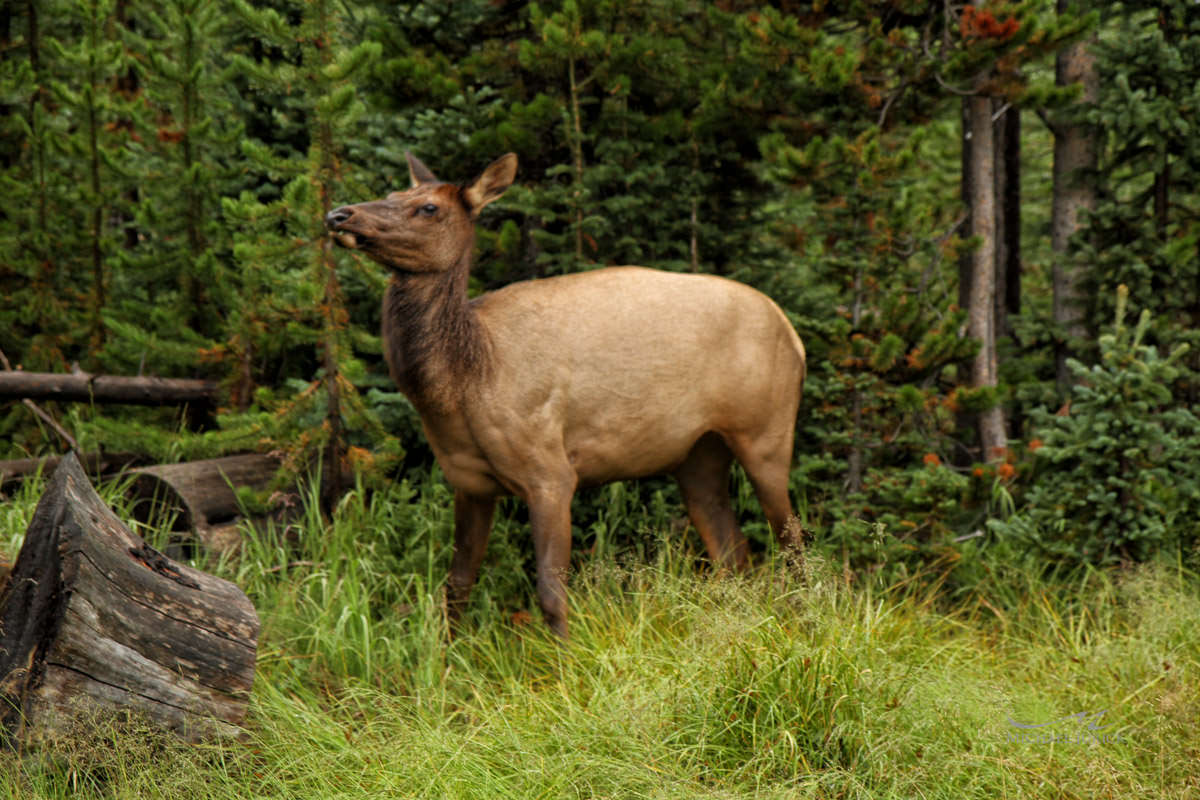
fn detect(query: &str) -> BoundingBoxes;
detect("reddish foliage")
[961,5,1020,41]
[104,118,143,143]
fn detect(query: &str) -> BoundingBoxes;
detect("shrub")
[990,287,1200,566]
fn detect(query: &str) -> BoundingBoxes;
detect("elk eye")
[418,203,438,217]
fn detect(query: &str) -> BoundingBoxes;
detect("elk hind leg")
[728,431,802,552]
[674,432,749,571]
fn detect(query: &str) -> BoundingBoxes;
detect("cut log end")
[0,453,259,749]
[127,454,280,558]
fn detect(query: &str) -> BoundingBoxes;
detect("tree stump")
[0,453,259,748]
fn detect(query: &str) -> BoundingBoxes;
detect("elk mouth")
[325,207,366,250]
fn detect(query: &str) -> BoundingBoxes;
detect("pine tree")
[111,0,242,354]
[221,0,396,501]
[51,0,140,351]
[0,0,65,374]
[363,1,803,283]
[0,0,163,455]
[0,0,139,370]
[990,286,1200,566]
[1081,2,1200,356]
[764,118,979,561]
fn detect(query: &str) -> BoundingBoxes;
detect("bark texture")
[1051,9,1099,392]
[0,371,217,407]
[129,454,279,557]
[965,94,1008,460]
[0,453,259,748]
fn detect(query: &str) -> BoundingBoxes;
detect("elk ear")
[406,152,438,187]
[462,153,517,216]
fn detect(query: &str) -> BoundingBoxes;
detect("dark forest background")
[3,0,1200,575]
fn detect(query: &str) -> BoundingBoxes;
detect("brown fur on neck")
[381,252,491,413]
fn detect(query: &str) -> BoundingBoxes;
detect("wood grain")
[0,453,259,747]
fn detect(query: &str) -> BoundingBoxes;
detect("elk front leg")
[447,491,496,628]
[527,484,575,638]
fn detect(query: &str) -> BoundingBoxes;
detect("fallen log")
[0,371,218,407]
[0,453,259,748]
[126,454,280,557]
[0,452,140,489]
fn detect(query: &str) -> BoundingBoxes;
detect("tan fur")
[326,153,806,637]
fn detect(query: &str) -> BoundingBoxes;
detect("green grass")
[2,475,1198,799]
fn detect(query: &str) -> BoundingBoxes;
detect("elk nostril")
[325,207,353,229]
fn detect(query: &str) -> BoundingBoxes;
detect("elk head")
[324,152,517,274]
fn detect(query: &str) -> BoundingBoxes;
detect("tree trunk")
[1153,160,1170,243]
[1051,4,1098,393]
[958,100,974,314]
[995,103,1023,436]
[568,55,586,265]
[965,94,1007,461]
[994,102,1021,341]
[845,264,865,494]
[0,453,259,748]
[314,5,346,513]
[84,0,106,349]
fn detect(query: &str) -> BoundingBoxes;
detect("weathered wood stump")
[126,454,280,557]
[0,453,259,748]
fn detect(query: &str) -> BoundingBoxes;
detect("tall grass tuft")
[1,474,1198,798]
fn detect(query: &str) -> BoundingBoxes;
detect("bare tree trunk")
[1003,107,1021,326]
[568,56,585,265]
[689,136,700,272]
[965,95,1007,461]
[313,5,345,512]
[845,265,864,494]
[994,102,1021,342]
[87,13,105,349]
[1154,9,1172,249]
[1153,161,1170,242]
[995,103,1022,435]
[993,100,1009,342]
[1051,5,1098,393]
[958,101,973,314]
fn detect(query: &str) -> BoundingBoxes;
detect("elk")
[325,152,806,638]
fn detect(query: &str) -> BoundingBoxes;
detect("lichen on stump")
[0,452,259,748]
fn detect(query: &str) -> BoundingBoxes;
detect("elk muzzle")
[325,206,360,249]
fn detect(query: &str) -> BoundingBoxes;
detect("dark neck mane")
[381,252,490,413]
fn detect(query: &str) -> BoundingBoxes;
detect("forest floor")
[1,474,1197,799]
